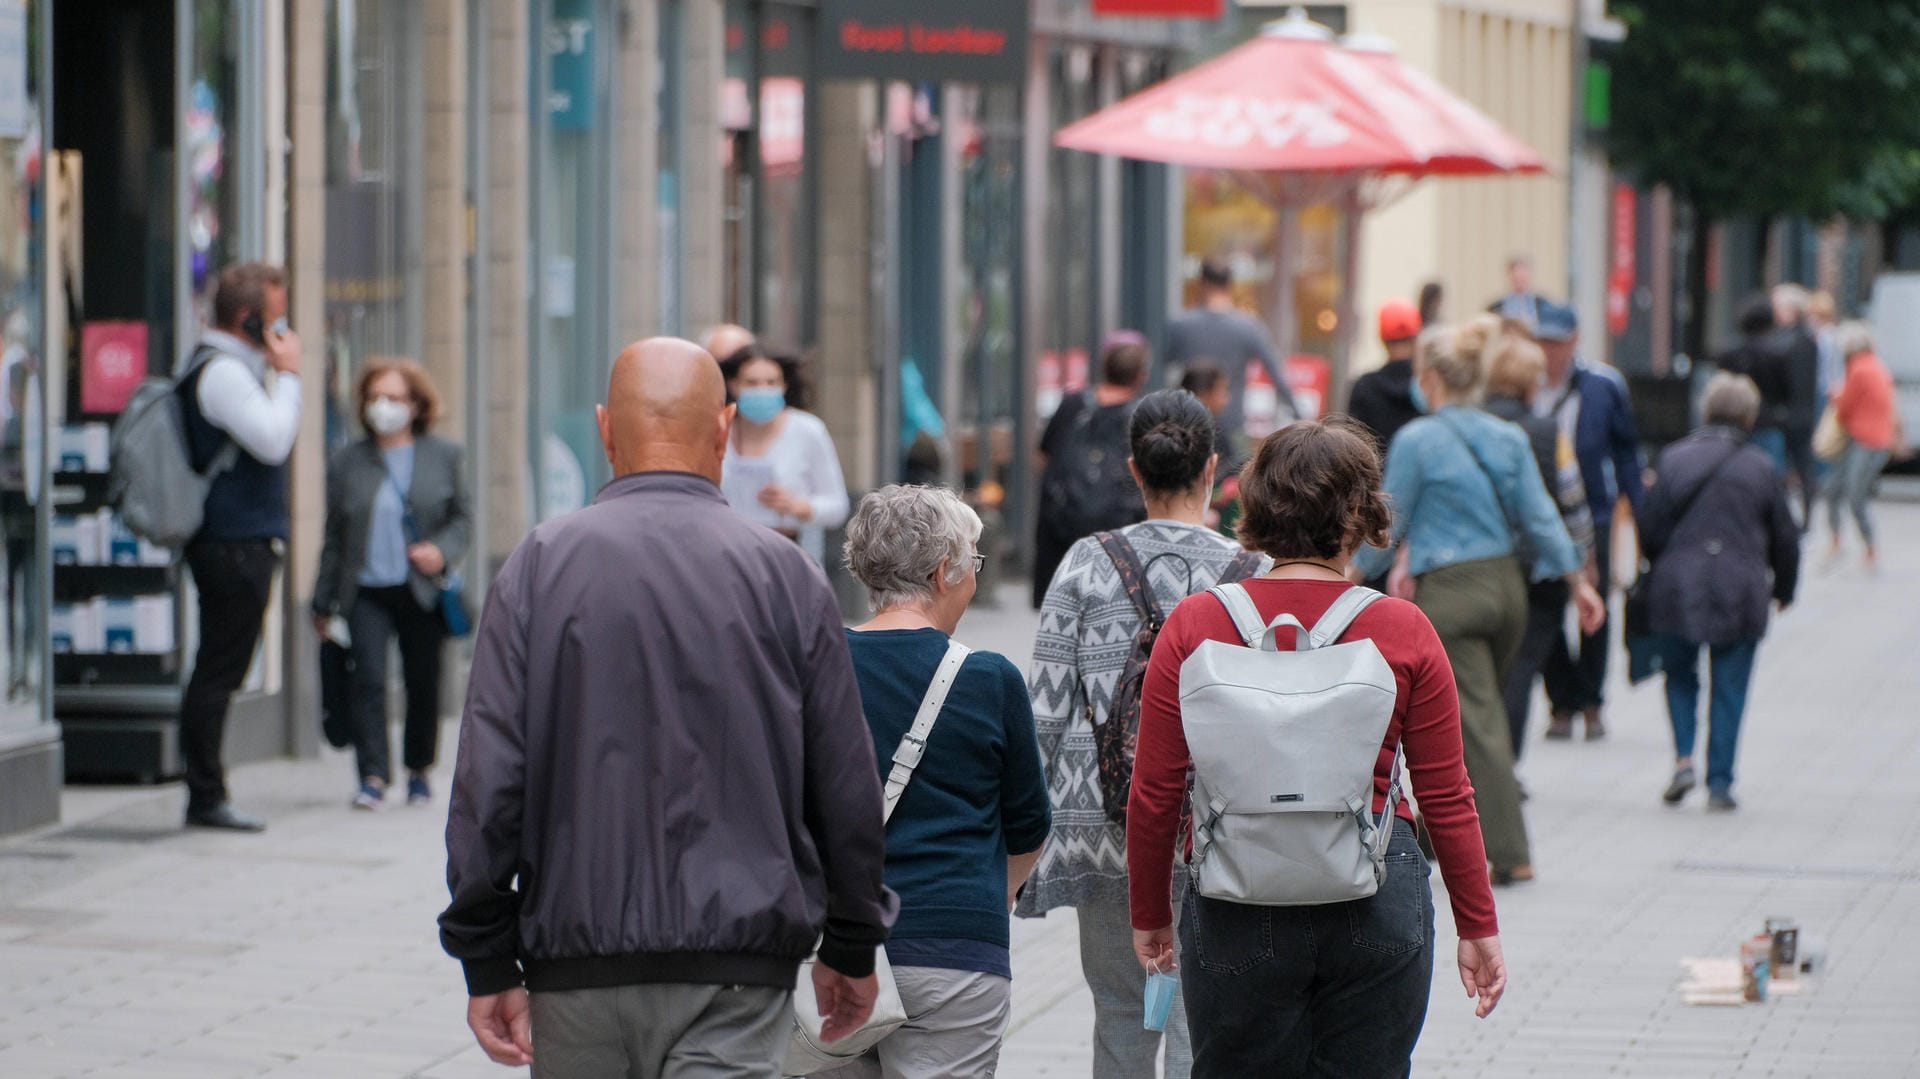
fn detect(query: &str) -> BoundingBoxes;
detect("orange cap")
[1378,299,1421,343]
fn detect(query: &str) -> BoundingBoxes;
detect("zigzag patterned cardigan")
[1015,520,1268,917]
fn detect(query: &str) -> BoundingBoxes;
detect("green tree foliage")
[1609,1,1920,221]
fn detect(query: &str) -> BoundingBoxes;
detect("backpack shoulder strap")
[1307,587,1385,650]
[1217,548,1266,586]
[881,640,972,824]
[1206,583,1267,647]
[1094,530,1164,627]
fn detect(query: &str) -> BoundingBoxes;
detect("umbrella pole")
[1271,204,1297,385]
[1333,189,1364,415]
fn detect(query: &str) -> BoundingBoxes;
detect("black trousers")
[348,584,445,784]
[181,540,281,813]
[1504,579,1569,759]
[1543,530,1610,714]
[1180,821,1434,1077]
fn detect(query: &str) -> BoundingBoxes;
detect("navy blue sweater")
[846,629,1050,968]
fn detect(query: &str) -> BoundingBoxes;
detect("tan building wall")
[1347,0,1574,373]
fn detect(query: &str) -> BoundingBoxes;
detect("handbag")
[1811,404,1847,462]
[784,640,971,1075]
[1623,445,1742,683]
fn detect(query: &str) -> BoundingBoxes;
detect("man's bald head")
[701,323,757,365]
[597,338,733,482]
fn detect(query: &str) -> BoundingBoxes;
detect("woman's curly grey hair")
[844,484,982,611]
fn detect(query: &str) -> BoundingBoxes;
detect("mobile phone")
[269,316,290,337]
[242,312,264,343]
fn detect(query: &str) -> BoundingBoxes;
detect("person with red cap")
[1348,298,1425,452]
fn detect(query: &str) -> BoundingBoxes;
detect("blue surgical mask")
[1144,969,1179,1031]
[736,387,786,424]
[1408,372,1431,415]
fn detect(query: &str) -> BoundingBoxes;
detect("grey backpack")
[108,345,237,549]
[1177,584,1402,906]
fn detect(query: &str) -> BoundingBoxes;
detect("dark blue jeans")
[1663,638,1760,794]
[1179,821,1434,1078]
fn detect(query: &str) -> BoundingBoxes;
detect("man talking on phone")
[176,262,303,831]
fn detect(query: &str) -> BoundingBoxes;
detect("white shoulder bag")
[785,639,971,1075]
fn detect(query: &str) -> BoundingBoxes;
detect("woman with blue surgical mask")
[718,349,849,564]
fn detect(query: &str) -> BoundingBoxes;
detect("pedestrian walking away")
[1347,299,1426,457]
[1480,333,1594,761]
[1161,258,1302,447]
[440,338,897,1079]
[1177,363,1247,534]
[1638,373,1800,812]
[1019,389,1268,1079]
[176,262,303,833]
[720,349,850,566]
[1486,254,1544,330]
[1821,322,1902,570]
[310,360,470,811]
[1129,418,1508,1075]
[1532,301,1642,741]
[1032,333,1151,608]
[820,484,1052,1079]
[1356,316,1605,886]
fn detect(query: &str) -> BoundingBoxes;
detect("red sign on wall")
[1607,184,1637,336]
[1092,0,1224,17]
[80,320,148,415]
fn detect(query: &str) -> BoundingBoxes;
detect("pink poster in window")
[81,321,148,415]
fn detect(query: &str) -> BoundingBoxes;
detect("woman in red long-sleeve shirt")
[1824,323,1902,569]
[1126,418,1506,1076]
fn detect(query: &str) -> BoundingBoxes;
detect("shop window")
[322,0,426,456]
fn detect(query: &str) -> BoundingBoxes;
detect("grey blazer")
[312,434,472,618]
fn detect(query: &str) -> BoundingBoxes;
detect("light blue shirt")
[1357,405,1581,583]
[359,443,416,587]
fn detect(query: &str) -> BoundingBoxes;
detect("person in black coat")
[1348,299,1425,454]
[1636,373,1800,812]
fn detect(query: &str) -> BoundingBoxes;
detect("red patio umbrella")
[1053,10,1548,404]
[1053,16,1545,177]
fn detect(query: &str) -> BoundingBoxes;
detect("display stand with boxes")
[51,422,189,782]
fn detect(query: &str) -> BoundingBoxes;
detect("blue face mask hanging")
[1143,965,1179,1031]
[736,387,787,424]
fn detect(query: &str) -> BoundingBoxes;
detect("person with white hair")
[1823,321,1901,569]
[832,484,1051,1079]
[1637,372,1799,811]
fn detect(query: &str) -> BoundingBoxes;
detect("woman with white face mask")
[311,360,472,810]
[717,349,849,565]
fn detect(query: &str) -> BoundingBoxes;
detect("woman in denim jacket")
[1354,317,1605,885]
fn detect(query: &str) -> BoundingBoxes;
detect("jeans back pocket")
[1346,850,1432,956]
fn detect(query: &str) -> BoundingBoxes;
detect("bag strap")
[1217,549,1267,586]
[1666,444,1744,534]
[1208,583,1382,653]
[1435,411,1523,543]
[1094,530,1164,629]
[176,346,242,480]
[881,640,972,824]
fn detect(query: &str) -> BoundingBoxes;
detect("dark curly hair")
[719,348,809,411]
[1236,417,1393,560]
[1128,389,1216,495]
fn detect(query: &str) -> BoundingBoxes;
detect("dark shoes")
[406,773,432,806]
[1707,790,1739,812]
[185,803,267,832]
[1491,864,1535,887]
[1662,766,1696,805]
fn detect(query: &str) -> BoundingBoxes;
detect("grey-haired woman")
[821,485,1051,1079]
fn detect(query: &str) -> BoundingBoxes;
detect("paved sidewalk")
[2,502,1919,1078]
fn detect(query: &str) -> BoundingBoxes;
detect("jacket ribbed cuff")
[814,936,877,979]
[462,957,525,996]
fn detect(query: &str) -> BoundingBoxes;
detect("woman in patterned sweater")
[1015,389,1265,1079]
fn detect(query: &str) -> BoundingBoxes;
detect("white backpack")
[1177,584,1402,906]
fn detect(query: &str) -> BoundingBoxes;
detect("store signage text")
[818,0,1028,84]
